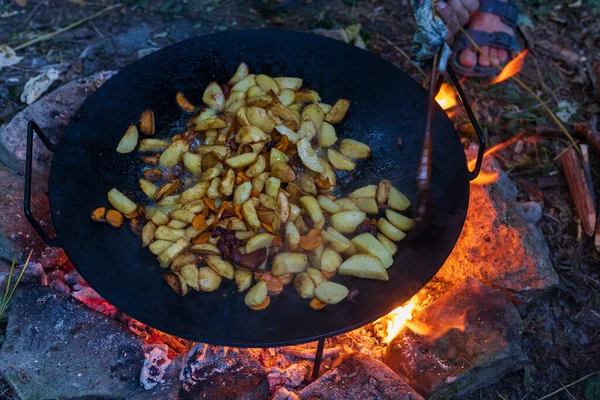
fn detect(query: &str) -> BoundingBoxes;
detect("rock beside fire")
[299,353,424,400]
[384,278,525,400]
[0,286,144,399]
[0,71,115,177]
[437,153,558,301]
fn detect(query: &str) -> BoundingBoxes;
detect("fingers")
[462,0,480,15]
[448,0,470,25]
[435,1,461,42]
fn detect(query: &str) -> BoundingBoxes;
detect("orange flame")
[435,83,457,110]
[405,312,467,340]
[468,132,525,185]
[376,299,418,344]
[489,49,529,85]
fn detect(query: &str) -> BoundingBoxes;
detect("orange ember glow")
[489,49,529,85]
[405,312,467,340]
[376,299,419,343]
[468,132,525,185]
[435,83,457,110]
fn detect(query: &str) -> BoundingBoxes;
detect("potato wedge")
[330,211,366,234]
[340,139,371,159]
[141,221,157,248]
[157,238,191,268]
[139,138,169,152]
[318,103,332,114]
[293,272,315,299]
[275,124,304,144]
[271,162,296,183]
[180,264,200,291]
[327,149,356,171]
[377,179,391,205]
[190,243,221,255]
[245,281,268,307]
[306,268,326,286]
[168,219,187,229]
[272,253,308,276]
[309,243,325,270]
[242,199,261,230]
[318,122,337,148]
[285,221,300,251]
[170,252,197,272]
[176,92,196,113]
[139,109,155,136]
[246,106,275,133]
[150,209,169,226]
[163,271,188,296]
[256,74,280,95]
[385,209,416,231]
[225,152,258,169]
[321,227,353,253]
[116,125,138,153]
[318,158,336,193]
[233,181,252,206]
[325,99,350,124]
[139,178,157,199]
[295,89,321,103]
[202,81,225,111]
[317,195,341,214]
[107,188,137,214]
[299,196,324,229]
[301,104,325,129]
[149,239,173,255]
[351,233,394,268]
[231,74,256,93]
[219,168,235,196]
[387,186,411,211]
[264,177,281,198]
[229,62,249,84]
[335,198,360,212]
[207,177,222,199]
[159,140,189,167]
[289,203,301,222]
[170,209,195,224]
[278,89,295,106]
[180,181,210,204]
[274,77,303,90]
[349,185,377,199]
[206,255,235,280]
[198,266,222,292]
[236,125,270,144]
[377,218,407,242]
[320,247,343,273]
[155,226,185,241]
[246,95,272,108]
[245,155,266,178]
[338,254,389,281]
[354,197,379,214]
[297,137,324,173]
[182,152,202,176]
[195,117,228,131]
[233,268,252,292]
[246,233,274,253]
[315,281,348,304]
[376,233,398,256]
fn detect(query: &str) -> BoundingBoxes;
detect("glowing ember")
[435,83,457,110]
[376,299,418,344]
[468,132,525,185]
[405,312,467,341]
[489,49,529,85]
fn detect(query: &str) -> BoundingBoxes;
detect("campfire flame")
[435,83,457,110]
[489,49,529,85]
[469,132,525,185]
[404,312,468,341]
[376,299,419,344]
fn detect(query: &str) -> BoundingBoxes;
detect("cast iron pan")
[25,30,473,347]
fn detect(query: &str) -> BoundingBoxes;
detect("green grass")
[0,250,32,320]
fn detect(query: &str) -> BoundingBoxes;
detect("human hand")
[435,0,480,42]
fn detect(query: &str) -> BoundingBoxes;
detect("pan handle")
[447,66,486,180]
[24,121,60,247]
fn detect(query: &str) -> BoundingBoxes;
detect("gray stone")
[384,278,525,400]
[130,344,269,400]
[435,151,558,301]
[299,353,424,400]
[0,285,144,399]
[513,201,543,224]
[89,25,152,57]
[0,71,115,177]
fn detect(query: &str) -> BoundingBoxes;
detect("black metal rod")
[311,338,326,380]
[24,121,59,247]
[447,66,486,180]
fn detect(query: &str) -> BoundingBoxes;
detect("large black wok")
[24,30,479,347]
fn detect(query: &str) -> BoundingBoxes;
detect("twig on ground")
[281,345,342,360]
[537,371,600,400]
[560,148,596,237]
[535,118,600,151]
[14,3,122,51]
[378,35,427,79]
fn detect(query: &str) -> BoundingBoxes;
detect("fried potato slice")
[235,268,253,292]
[318,122,337,148]
[139,138,169,152]
[349,185,377,199]
[299,196,324,229]
[206,255,235,280]
[354,197,379,214]
[320,247,343,273]
[377,218,407,242]
[229,62,249,84]
[274,77,303,90]
[225,152,258,169]
[327,149,356,171]
[202,81,225,111]
[377,233,398,256]
[157,238,191,268]
[385,209,416,231]
[159,140,189,167]
[116,125,138,153]
[293,272,315,299]
[107,188,137,214]
[377,180,391,205]
[387,186,411,211]
[351,233,394,268]
[139,109,155,135]
[245,281,268,307]
[176,92,196,112]
[245,233,274,253]
[330,211,366,234]
[198,266,222,292]
[325,99,350,124]
[297,137,324,173]
[272,253,308,276]
[163,271,188,296]
[339,254,389,281]
[180,264,200,291]
[315,281,348,304]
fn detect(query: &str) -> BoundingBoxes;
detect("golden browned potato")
[272,253,308,276]
[318,122,337,148]
[351,233,394,268]
[325,99,350,124]
[349,185,377,199]
[274,77,303,90]
[235,268,253,292]
[320,247,343,273]
[229,62,249,84]
[299,196,324,229]
[206,255,235,280]
[107,188,137,214]
[158,238,191,268]
[245,281,268,306]
[377,218,407,242]
[388,185,411,211]
[225,152,258,169]
[159,140,189,167]
[315,281,348,304]
[354,198,379,214]
[170,209,195,224]
[246,155,267,178]
[139,138,170,152]
[377,180,391,205]
[285,221,301,251]
[377,233,398,256]
[339,139,371,159]
[139,178,157,199]
[180,264,200,291]
[330,211,366,234]
[116,125,138,153]
[163,271,188,296]
[155,226,185,241]
[385,209,416,231]
[141,221,157,248]
[139,109,155,135]
[246,233,274,253]
[271,162,296,183]
[198,266,222,292]
[170,252,197,272]
[180,181,210,204]
[327,149,356,171]
[256,74,280,95]
[190,243,221,255]
[293,272,315,299]
[176,92,196,112]
[306,268,326,286]
[297,138,324,173]
[202,82,225,111]
[321,227,353,253]
[242,199,261,231]
[338,254,389,281]
[183,152,202,176]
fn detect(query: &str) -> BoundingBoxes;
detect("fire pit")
[0,36,558,399]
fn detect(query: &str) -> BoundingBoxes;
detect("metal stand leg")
[311,338,326,380]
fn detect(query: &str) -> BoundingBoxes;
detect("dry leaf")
[0,44,23,67]
[20,68,61,105]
